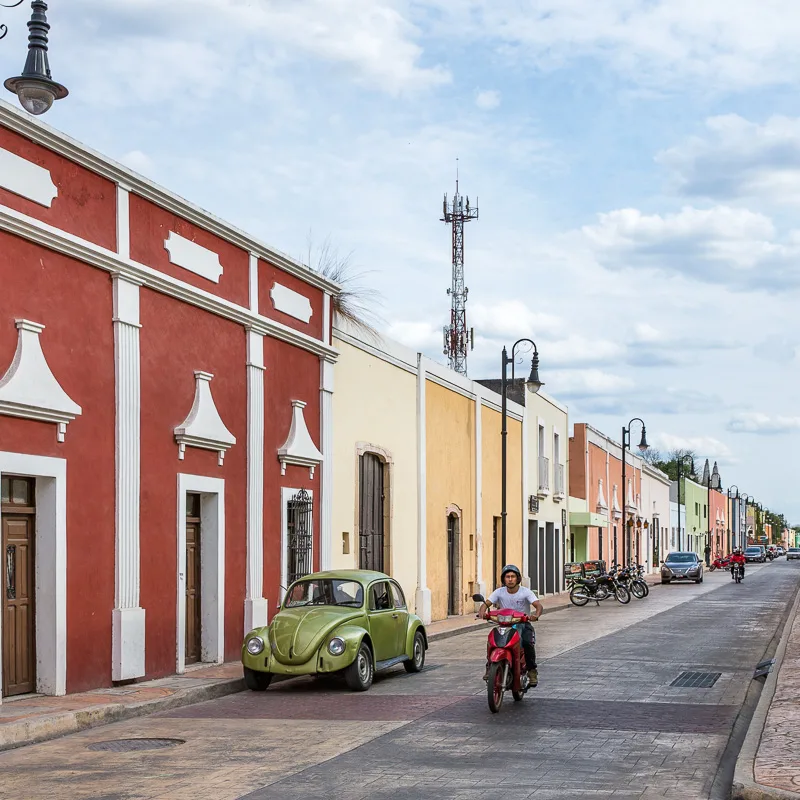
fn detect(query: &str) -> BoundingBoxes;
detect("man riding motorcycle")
[730,548,746,580]
[478,564,543,687]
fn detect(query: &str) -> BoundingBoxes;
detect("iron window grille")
[287,489,313,585]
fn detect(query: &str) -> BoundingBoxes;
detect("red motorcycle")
[709,555,732,572]
[472,593,531,713]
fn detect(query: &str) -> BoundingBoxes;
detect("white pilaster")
[112,274,145,681]
[415,354,431,623]
[248,253,258,313]
[245,329,268,633]
[521,398,530,588]
[116,184,130,260]
[320,358,334,571]
[474,387,486,602]
[322,293,331,346]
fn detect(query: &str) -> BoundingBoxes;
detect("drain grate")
[88,738,185,752]
[670,671,722,688]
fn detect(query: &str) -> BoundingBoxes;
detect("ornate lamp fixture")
[4,1,68,115]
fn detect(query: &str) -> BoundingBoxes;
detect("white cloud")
[652,433,736,465]
[633,323,662,343]
[546,369,634,398]
[119,149,154,176]
[582,205,800,288]
[385,320,440,350]
[426,0,800,91]
[469,301,564,340]
[727,413,800,434]
[658,115,800,204]
[475,89,501,110]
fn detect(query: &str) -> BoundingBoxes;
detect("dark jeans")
[731,564,745,578]
[705,552,711,566]
[520,622,537,671]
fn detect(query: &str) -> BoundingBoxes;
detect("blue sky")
[2,1,799,521]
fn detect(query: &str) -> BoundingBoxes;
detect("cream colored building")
[331,322,524,623]
[640,463,672,572]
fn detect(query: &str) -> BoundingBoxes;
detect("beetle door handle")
[392,613,398,618]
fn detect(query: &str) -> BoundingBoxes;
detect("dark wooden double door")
[185,493,202,665]
[2,476,36,697]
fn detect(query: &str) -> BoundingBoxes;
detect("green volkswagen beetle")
[241,569,428,692]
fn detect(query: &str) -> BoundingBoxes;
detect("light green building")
[678,477,708,556]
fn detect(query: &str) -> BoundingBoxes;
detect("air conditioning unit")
[529,496,540,514]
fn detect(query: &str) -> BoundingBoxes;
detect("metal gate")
[358,453,385,572]
[287,489,313,584]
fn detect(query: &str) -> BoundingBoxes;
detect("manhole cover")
[88,738,185,752]
[670,671,722,688]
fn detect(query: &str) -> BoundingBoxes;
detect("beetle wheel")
[243,667,271,691]
[404,630,426,673]
[344,642,374,691]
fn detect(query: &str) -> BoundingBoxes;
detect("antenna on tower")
[441,159,478,375]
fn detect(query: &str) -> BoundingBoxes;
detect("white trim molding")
[116,185,130,260]
[0,146,57,207]
[112,276,145,680]
[248,253,258,313]
[0,451,67,701]
[320,360,334,571]
[176,474,225,674]
[474,385,486,600]
[245,330,267,634]
[0,318,82,442]
[415,354,431,624]
[277,400,323,479]
[174,371,236,465]
[164,231,223,283]
[280,487,314,595]
[270,282,313,323]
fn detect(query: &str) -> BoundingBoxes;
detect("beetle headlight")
[246,636,265,655]
[328,637,346,656]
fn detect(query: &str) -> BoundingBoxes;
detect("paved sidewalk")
[733,578,800,799]
[0,572,662,754]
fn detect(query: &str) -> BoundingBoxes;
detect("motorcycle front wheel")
[630,581,646,599]
[487,662,506,713]
[614,585,631,604]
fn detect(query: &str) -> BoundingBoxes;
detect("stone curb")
[731,586,800,800]
[0,677,245,754]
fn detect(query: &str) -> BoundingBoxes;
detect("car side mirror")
[472,593,485,603]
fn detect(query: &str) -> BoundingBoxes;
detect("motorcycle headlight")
[496,614,515,625]
[497,626,511,635]
[328,637,346,656]
[246,636,265,655]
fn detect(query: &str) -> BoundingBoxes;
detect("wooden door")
[185,493,201,665]
[359,454,385,572]
[447,514,459,616]
[2,476,36,697]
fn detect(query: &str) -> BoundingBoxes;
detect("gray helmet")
[500,564,522,582]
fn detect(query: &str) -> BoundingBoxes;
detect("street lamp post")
[4,1,67,115]
[620,418,648,566]
[728,485,739,553]
[500,339,542,568]
[675,454,694,551]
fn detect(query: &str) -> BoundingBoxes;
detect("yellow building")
[331,321,524,623]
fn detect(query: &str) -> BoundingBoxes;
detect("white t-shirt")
[488,586,539,615]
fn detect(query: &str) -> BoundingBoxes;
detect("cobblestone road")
[0,560,797,800]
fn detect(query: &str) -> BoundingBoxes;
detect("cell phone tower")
[441,165,478,375]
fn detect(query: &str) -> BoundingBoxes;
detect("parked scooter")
[709,555,732,572]
[472,593,531,713]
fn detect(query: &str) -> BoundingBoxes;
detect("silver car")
[661,552,704,584]
[787,548,800,560]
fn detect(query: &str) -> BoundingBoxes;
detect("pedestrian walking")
[704,543,711,567]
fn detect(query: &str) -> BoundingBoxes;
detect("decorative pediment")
[611,484,622,520]
[625,478,637,512]
[596,479,608,514]
[174,371,236,465]
[278,400,323,479]
[0,319,81,442]
[270,282,313,323]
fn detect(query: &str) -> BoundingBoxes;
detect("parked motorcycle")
[569,570,630,606]
[709,555,732,572]
[471,593,531,713]
[612,563,649,599]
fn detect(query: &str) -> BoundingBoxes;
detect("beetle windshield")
[284,579,364,608]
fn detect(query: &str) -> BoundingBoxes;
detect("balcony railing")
[554,463,565,496]
[537,456,550,494]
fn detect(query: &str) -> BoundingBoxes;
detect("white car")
[787,548,800,560]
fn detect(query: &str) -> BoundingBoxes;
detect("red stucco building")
[0,101,338,700]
